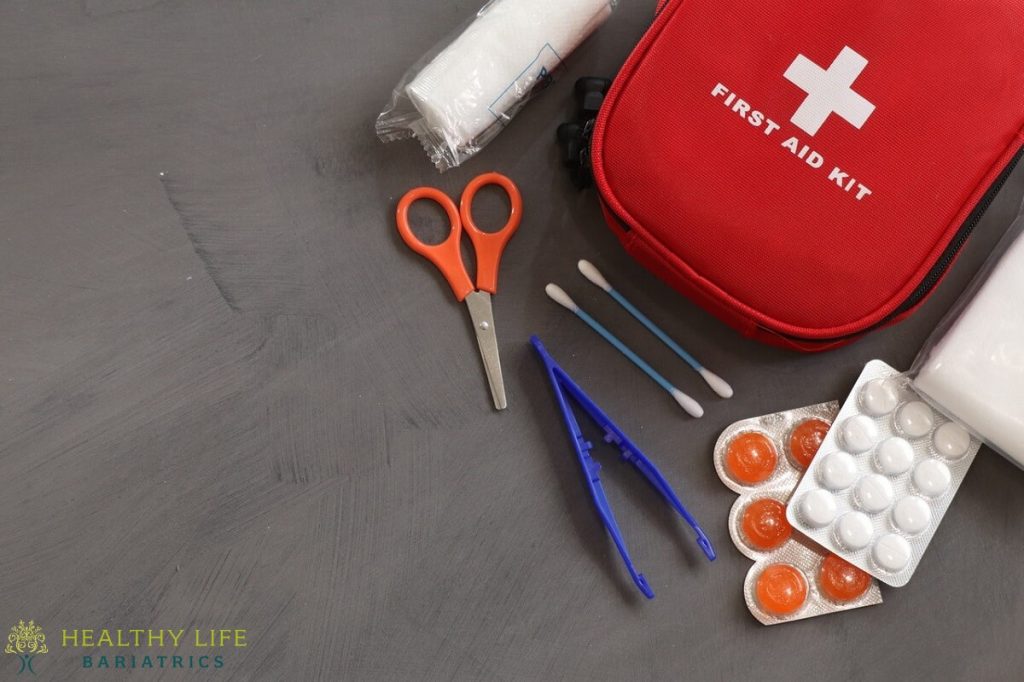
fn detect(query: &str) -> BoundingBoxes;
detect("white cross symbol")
[783,46,876,136]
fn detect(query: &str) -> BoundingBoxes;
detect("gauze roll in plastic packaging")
[912,199,1024,469]
[376,0,616,171]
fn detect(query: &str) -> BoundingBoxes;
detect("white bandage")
[406,0,614,151]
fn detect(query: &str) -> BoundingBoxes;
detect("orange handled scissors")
[396,172,522,410]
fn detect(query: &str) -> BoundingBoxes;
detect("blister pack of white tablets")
[786,360,981,588]
[716,402,882,625]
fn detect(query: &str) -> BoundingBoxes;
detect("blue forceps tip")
[530,335,714,600]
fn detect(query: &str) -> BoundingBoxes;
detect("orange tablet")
[819,554,872,602]
[725,432,778,484]
[740,498,792,551]
[789,418,831,469]
[755,564,808,616]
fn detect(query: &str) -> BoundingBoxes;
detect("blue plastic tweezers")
[531,336,715,599]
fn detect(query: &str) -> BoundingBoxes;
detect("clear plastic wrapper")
[911,199,1024,470]
[375,0,617,171]
[787,361,981,588]
[715,402,883,625]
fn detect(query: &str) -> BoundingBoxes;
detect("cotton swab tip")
[577,260,612,292]
[671,389,704,418]
[699,368,734,399]
[545,283,579,312]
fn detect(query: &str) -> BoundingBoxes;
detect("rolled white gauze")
[406,0,614,151]
[913,229,1024,467]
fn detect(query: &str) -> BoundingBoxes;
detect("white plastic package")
[786,361,981,588]
[376,0,617,171]
[912,199,1024,469]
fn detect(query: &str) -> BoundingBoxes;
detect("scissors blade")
[464,291,507,410]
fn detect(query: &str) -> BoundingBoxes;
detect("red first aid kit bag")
[592,0,1024,351]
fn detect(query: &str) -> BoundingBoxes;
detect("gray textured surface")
[3,1,1024,680]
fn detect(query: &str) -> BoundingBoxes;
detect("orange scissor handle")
[459,172,522,295]
[396,186,475,301]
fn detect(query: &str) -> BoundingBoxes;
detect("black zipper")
[599,147,1022,345]
[780,147,1024,344]
[888,147,1023,320]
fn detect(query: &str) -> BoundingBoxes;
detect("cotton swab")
[545,284,704,418]
[577,260,734,399]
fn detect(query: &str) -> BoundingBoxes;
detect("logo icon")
[783,46,876,136]
[5,621,48,675]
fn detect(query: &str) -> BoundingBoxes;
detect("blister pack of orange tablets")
[715,402,883,624]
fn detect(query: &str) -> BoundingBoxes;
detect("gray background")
[3,1,1024,680]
